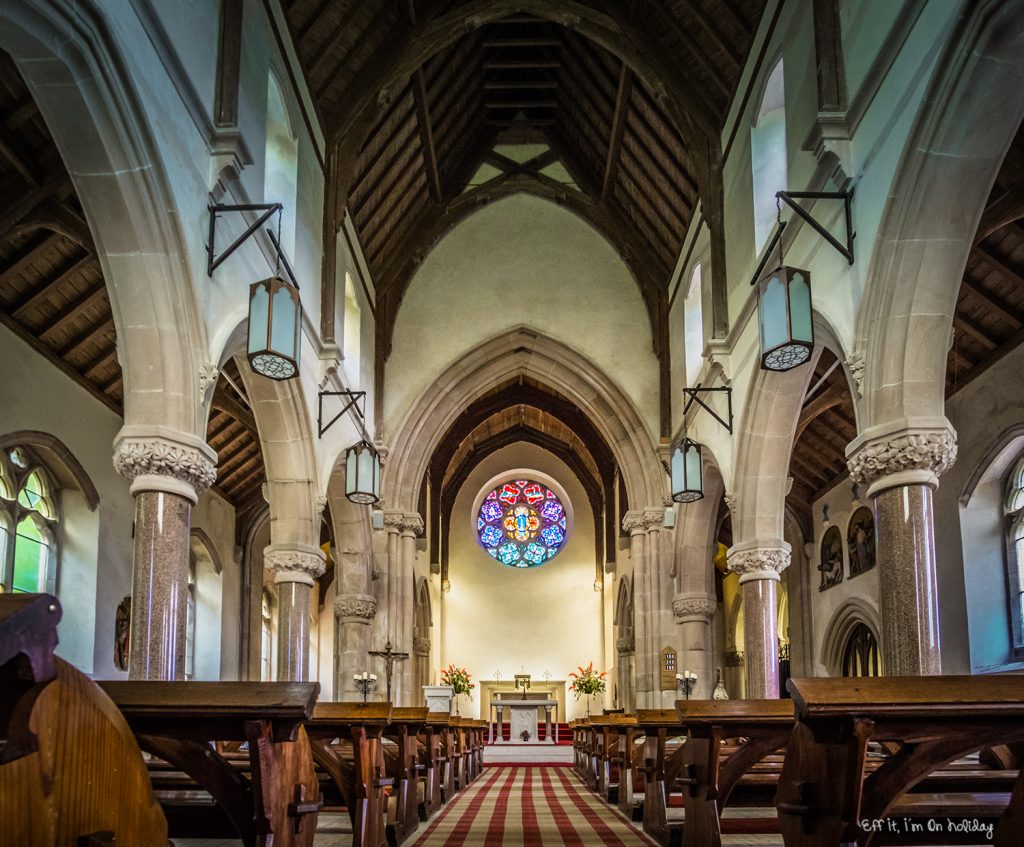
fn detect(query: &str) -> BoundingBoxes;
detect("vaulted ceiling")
[283,0,769,375]
[947,120,1024,395]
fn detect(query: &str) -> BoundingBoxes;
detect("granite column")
[727,543,790,699]
[265,543,326,681]
[847,421,957,675]
[114,431,217,681]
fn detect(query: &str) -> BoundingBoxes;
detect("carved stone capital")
[334,593,377,623]
[413,636,431,657]
[618,505,643,532]
[317,495,328,518]
[672,593,716,622]
[845,351,864,397]
[383,510,424,535]
[199,363,219,406]
[615,633,635,654]
[846,420,957,495]
[265,543,326,586]
[642,508,666,529]
[727,544,791,584]
[113,428,218,503]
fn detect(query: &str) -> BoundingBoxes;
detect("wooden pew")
[635,709,688,845]
[384,706,428,844]
[0,594,168,845]
[675,698,794,847]
[101,679,322,847]
[421,711,451,815]
[776,676,1024,847]
[472,719,487,777]
[589,714,638,802]
[306,701,392,847]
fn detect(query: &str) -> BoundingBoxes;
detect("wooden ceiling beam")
[972,245,1024,293]
[601,65,632,200]
[0,119,40,186]
[483,100,558,109]
[80,345,118,380]
[685,1,742,69]
[0,231,63,288]
[60,316,115,359]
[10,252,93,319]
[482,38,561,47]
[295,0,339,42]
[717,0,754,36]
[960,273,1024,327]
[309,0,390,92]
[225,463,267,498]
[975,184,1024,245]
[215,431,256,467]
[482,60,560,69]
[211,389,259,434]
[219,452,264,489]
[37,281,107,340]
[954,313,1000,350]
[351,128,421,223]
[0,173,64,237]
[412,69,443,202]
[483,80,558,90]
[795,383,846,441]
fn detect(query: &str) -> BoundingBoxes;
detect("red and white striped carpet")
[411,766,658,846]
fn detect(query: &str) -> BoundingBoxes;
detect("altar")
[488,697,559,744]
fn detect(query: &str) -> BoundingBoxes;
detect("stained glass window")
[477,479,567,567]
[0,447,57,595]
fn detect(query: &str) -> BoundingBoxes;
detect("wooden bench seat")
[100,679,322,847]
[776,676,1024,847]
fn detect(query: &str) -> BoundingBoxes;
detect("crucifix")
[369,640,409,703]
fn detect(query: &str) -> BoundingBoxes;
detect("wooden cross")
[369,640,408,703]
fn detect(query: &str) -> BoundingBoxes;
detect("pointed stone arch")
[382,327,662,515]
[820,597,883,677]
[0,0,208,439]
[856,0,1024,431]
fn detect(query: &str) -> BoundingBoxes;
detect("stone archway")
[238,360,323,682]
[613,576,635,713]
[382,327,661,514]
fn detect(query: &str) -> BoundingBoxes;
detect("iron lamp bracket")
[207,203,299,289]
[318,390,366,438]
[682,384,733,434]
[748,189,855,287]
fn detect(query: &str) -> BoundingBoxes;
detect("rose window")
[477,479,567,567]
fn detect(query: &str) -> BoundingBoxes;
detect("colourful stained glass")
[477,479,568,568]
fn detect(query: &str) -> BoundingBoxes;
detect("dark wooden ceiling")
[947,120,1024,395]
[786,348,858,528]
[0,50,121,411]
[283,0,767,355]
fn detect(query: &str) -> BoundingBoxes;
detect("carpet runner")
[411,765,658,846]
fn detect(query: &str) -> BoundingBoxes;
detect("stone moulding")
[672,594,716,621]
[727,547,791,583]
[113,434,218,502]
[265,545,326,585]
[335,593,377,622]
[383,510,425,534]
[847,427,957,491]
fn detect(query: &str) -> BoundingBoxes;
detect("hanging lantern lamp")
[247,276,301,380]
[671,437,704,503]
[758,263,813,371]
[345,440,381,505]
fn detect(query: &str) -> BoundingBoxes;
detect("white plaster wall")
[384,195,659,438]
[939,341,1024,674]
[440,441,605,720]
[0,326,131,677]
[809,477,881,675]
[193,553,223,681]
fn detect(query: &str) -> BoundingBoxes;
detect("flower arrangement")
[568,662,607,699]
[441,664,474,696]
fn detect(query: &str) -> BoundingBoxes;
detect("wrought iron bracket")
[682,385,733,434]
[318,390,366,438]
[748,189,855,286]
[206,203,298,288]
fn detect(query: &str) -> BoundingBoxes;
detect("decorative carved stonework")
[672,594,716,622]
[724,649,745,667]
[113,435,217,498]
[622,511,647,533]
[413,636,431,656]
[615,634,635,654]
[846,351,864,397]
[727,547,791,582]
[643,508,665,529]
[265,546,326,583]
[847,428,957,488]
[198,363,219,405]
[723,494,737,514]
[383,510,424,535]
[334,593,377,622]
[317,495,328,517]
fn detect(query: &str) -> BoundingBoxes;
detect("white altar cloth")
[488,698,559,744]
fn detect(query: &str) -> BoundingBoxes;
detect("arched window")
[344,271,361,381]
[264,72,299,258]
[1004,454,1024,646]
[0,447,58,594]
[185,556,196,680]
[683,263,704,385]
[842,622,880,677]
[750,58,788,251]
